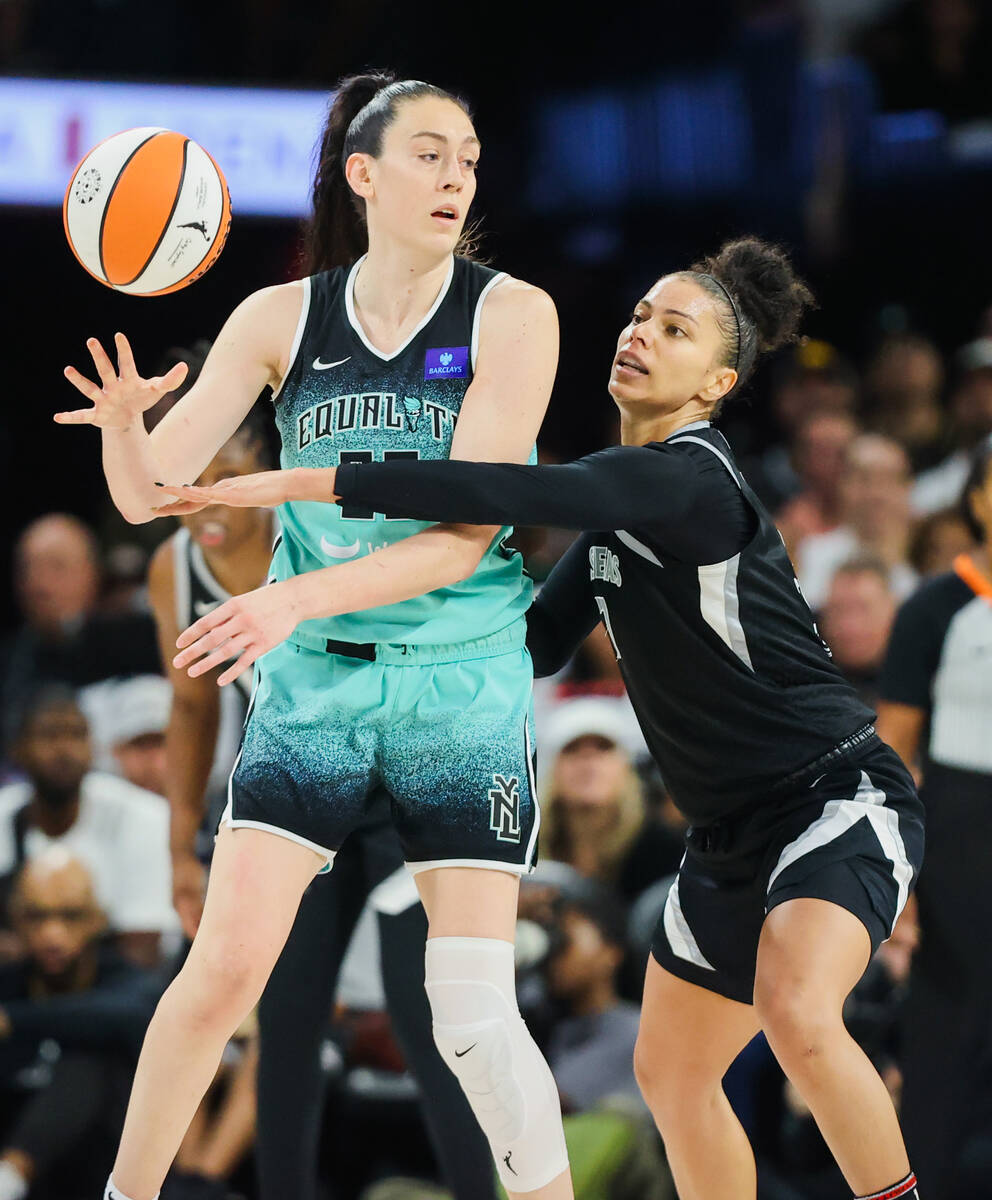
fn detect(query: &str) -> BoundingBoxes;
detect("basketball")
[63,127,231,296]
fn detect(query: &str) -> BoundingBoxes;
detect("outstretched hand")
[157,470,292,510]
[173,580,302,687]
[56,333,189,429]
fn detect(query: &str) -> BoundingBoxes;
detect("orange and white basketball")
[63,127,232,296]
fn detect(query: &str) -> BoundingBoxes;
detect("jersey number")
[338,450,420,521]
[595,596,622,661]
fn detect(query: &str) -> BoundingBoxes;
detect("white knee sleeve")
[425,937,569,1193]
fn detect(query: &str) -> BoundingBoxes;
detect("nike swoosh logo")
[454,1043,477,1057]
[313,356,351,371]
[320,536,361,560]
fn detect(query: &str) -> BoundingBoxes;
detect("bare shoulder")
[484,275,557,323]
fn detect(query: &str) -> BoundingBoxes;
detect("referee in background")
[877,435,992,1200]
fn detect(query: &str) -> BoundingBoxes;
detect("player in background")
[148,364,496,1200]
[57,73,570,1200]
[173,238,926,1200]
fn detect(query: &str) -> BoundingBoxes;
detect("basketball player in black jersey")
[58,73,571,1200]
[175,238,926,1200]
[149,379,496,1199]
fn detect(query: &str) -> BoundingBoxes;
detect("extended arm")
[56,283,303,523]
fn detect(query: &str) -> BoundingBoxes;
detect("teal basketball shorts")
[222,621,540,875]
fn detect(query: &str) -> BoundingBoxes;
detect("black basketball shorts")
[651,742,926,1004]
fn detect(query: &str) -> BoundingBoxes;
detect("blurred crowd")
[0,303,988,1200]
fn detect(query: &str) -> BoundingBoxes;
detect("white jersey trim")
[344,253,456,362]
[666,433,741,488]
[470,271,508,372]
[698,553,754,671]
[616,529,665,567]
[663,870,716,971]
[767,769,913,933]
[405,857,534,877]
[272,276,312,401]
[172,528,191,632]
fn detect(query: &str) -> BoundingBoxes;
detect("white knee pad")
[425,937,569,1193]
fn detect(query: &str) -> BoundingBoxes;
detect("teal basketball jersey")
[270,254,533,646]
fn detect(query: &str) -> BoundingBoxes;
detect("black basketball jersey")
[171,527,254,706]
[578,424,876,823]
[333,419,879,826]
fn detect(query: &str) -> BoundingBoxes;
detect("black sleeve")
[526,536,601,677]
[879,582,958,710]
[337,445,755,565]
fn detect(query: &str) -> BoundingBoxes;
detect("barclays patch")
[425,346,468,380]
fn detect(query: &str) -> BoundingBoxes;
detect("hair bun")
[700,237,815,353]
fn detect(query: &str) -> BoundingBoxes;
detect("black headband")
[698,273,742,371]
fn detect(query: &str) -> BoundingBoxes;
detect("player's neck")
[619,404,711,446]
[201,522,273,597]
[353,242,453,347]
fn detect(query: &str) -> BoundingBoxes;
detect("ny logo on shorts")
[489,774,522,844]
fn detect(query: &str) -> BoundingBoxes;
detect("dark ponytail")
[302,71,473,274]
[687,237,816,410]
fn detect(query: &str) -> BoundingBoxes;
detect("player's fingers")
[157,484,215,502]
[153,361,189,396]
[151,499,209,517]
[175,606,233,653]
[62,366,103,403]
[86,337,119,388]
[187,634,251,679]
[174,622,234,668]
[217,648,258,688]
[114,331,138,380]
[53,408,98,425]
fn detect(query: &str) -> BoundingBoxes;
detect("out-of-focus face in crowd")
[181,433,270,557]
[10,851,104,986]
[553,734,631,813]
[867,336,944,450]
[772,342,858,437]
[951,359,992,447]
[820,564,896,675]
[16,695,91,803]
[841,435,912,541]
[547,906,622,1008]
[792,412,859,495]
[15,515,100,635]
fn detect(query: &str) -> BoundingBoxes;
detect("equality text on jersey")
[297,391,457,451]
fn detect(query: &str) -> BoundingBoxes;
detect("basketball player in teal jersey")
[56,74,572,1200]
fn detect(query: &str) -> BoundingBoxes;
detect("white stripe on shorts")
[767,769,913,934]
[663,867,716,971]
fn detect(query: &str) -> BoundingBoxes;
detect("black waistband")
[324,638,376,661]
[773,723,880,794]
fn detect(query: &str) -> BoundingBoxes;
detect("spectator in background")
[741,341,858,512]
[0,515,160,750]
[818,557,897,709]
[541,698,678,903]
[876,435,992,1197]
[80,675,171,795]
[795,433,917,610]
[913,338,992,514]
[865,334,946,471]
[0,688,176,966]
[858,0,992,123]
[545,889,646,1114]
[908,507,976,577]
[0,850,159,1200]
[775,410,859,559]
